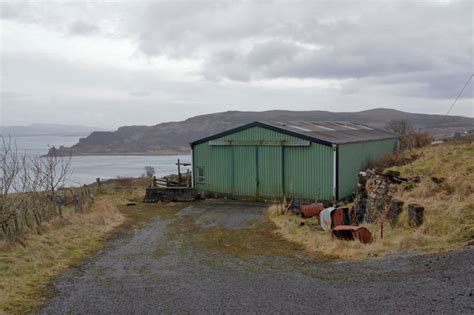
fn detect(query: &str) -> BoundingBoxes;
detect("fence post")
[390,199,404,226]
[13,211,20,233]
[75,195,83,213]
[408,203,424,227]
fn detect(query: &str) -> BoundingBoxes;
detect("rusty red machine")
[295,202,373,244]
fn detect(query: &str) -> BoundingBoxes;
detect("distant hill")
[48,108,474,156]
[0,123,106,136]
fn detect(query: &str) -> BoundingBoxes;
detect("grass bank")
[269,139,473,260]
[0,179,160,314]
[0,200,124,314]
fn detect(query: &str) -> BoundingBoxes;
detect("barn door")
[231,145,284,199]
[232,146,257,197]
[257,146,283,199]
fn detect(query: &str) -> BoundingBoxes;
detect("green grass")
[153,206,302,259]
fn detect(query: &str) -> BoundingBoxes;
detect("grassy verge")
[269,139,473,260]
[0,180,158,314]
[0,200,124,314]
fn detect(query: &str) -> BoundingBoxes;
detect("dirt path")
[40,200,473,314]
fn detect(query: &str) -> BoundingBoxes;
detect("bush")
[385,119,433,150]
[115,177,133,188]
[400,131,433,150]
[368,151,420,170]
[143,166,155,178]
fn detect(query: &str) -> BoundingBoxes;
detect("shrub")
[400,131,433,150]
[115,177,133,189]
[143,166,155,178]
[368,151,420,170]
[385,119,433,150]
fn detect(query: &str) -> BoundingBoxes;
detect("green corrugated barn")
[190,121,398,201]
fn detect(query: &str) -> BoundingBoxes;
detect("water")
[9,135,191,187]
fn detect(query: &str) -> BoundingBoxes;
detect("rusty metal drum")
[332,225,373,244]
[301,203,324,218]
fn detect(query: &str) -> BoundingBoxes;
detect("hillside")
[49,108,474,156]
[269,136,474,260]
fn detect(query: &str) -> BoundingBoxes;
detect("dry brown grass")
[388,139,474,248]
[0,178,175,314]
[0,199,125,314]
[269,139,474,260]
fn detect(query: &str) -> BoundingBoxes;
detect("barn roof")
[190,121,398,147]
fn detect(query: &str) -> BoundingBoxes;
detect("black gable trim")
[190,121,334,148]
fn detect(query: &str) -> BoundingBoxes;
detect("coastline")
[43,151,191,157]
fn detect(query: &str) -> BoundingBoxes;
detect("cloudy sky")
[0,0,472,129]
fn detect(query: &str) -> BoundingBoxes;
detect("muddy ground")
[40,200,473,314]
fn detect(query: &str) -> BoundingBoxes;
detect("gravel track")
[40,200,473,314]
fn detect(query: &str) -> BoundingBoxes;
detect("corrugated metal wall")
[338,139,398,199]
[257,146,283,198]
[193,126,334,201]
[285,145,334,200]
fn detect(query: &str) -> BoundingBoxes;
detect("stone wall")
[353,170,397,223]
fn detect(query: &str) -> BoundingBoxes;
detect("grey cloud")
[0,2,19,19]
[0,1,125,37]
[135,0,473,99]
[129,89,152,97]
[245,40,300,67]
[69,20,98,35]
[0,1,64,26]
[133,1,372,57]
[204,38,437,81]
[2,51,472,128]
[0,91,31,100]
[1,52,136,95]
[375,71,474,99]
[1,0,473,128]
[135,1,283,57]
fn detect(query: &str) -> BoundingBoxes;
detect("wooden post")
[96,178,101,189]
[390,199,404,226]
[74,195,83,213]
[13,211,20,233]
[408,204,424,227]
[177,159,181,184]
[175,160,191,187]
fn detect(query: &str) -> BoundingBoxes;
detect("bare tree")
[17,154,51,228]
[144,166,155,178]
[39,150,72,217]
[0,137,77,239]
[0,136,21,235]
[386,119,414,136]
[14,153,33,230]
[386,119,433,150]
